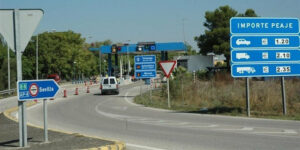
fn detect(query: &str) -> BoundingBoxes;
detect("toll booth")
[90,42,186,76]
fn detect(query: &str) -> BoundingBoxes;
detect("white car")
[236,39,251,46]
[100,76,119,95]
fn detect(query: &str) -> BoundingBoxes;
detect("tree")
[23,31,99,81]
[194,5,258,68]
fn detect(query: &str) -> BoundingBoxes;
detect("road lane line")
[127,143,167,150]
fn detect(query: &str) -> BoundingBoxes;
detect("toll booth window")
[110,79,115,84]
[103,79,109,84]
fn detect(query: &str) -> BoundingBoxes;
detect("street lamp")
[125,40,131,79]
[7,42,10,94]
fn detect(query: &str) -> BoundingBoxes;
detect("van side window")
[103,79,109,84]
[110,78,115,84]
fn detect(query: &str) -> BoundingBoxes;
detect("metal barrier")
[0,89,16,95]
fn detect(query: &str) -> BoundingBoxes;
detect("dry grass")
[135,72,300,119]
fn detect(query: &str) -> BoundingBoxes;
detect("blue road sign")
[18,79,60,101]
[134,55,156,79]
[135,64,156,70]
[230,17,300,78]
[231,35,299,49]
[231,63,300,77]
[135,55,156,63]
[230,18,299,34]
[135,71,156,78]
[231,50,300,63]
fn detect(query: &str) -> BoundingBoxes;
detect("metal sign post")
[167,78,170,108]
[159,61,177,109]
[0,9,43,147]
[281,77,287,115]
[43,99,48,142]
[246,78,250,117]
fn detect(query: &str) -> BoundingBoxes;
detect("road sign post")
[43,99,48,142]
[230,17,300,116]
[159,61,177,108]
[18,79,59,144]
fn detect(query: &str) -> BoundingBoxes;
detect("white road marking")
[185,124,219,128]
[253,129,298,135]
[127,143,167,150]
[215,127,253,131]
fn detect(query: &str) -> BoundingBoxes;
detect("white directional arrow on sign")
[159,60,177,78]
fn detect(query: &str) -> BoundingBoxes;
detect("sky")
[0,0,299,51]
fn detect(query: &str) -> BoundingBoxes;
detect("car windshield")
[103,79,108,84]
[110,78,115,84]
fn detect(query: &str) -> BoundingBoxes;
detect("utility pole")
[7,42,10,94]
[36,34,38,80]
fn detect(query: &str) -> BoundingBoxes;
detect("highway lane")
[26,83,300,150]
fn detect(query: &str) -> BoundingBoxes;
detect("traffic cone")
[64,89,67,98]
[75,88,79,95]
[87,86,90,93]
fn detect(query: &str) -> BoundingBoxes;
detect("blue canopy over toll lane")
[231,35,299,49]
[230,18,299,34]
[96,42,186,54]
[18,79,60,101]
[231,49,300,63]
[231,63,300,77]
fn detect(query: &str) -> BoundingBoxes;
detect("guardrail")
[0,89,16,95]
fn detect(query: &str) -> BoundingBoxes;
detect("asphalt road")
[26,83,300,150]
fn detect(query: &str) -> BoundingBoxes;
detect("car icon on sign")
[236,39,251,46]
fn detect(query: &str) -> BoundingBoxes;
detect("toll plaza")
[89,42,186,77]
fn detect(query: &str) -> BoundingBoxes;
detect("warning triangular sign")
[0,9,44,52]
[159,61,177,78]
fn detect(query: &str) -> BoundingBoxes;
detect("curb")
[3,102,126,150]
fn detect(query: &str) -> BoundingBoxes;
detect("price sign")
[276,66,291,73]
[275,38,289,45]
[276,52,290,59]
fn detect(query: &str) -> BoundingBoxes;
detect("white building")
[173,54,226,72]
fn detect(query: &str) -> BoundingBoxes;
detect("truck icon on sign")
[237,67,256,74]
[236,53,250,59]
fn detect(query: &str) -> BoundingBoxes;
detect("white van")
[100,77,119,95]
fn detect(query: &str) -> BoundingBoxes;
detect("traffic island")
[1,107,125,150]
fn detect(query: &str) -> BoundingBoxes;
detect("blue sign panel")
[135,64,156,70]
[135,71,156,78]
[135,55,156,63]
[134,55,156,79]
[231,63,300,77]
[231,50,300,63]
[230,18,299,34]
[18,79,60,101]
[230,17,300,78]
[231,35,299,49]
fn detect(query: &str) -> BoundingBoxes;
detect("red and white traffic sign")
[159,60,177,78]
[29,83,38,97]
